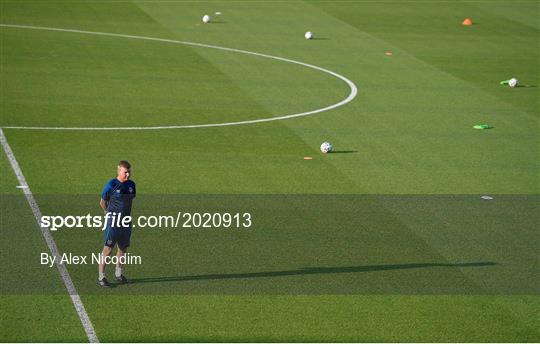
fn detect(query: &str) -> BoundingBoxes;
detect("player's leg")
[98,227,116,287]
[114,245,129,283]
[114,227,131,283]
[97,245,113,287]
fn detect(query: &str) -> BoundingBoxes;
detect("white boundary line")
[0,23,358,131]
[0,128,99,343]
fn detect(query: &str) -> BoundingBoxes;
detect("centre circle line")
[0,23,358,131]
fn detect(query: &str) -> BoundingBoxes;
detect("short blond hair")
[118,160,131,169]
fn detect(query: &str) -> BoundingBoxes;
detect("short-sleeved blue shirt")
[101,178,136,216]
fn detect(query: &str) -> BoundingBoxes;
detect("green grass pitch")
[1,0,539,342]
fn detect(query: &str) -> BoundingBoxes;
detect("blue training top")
[101,178,136,216]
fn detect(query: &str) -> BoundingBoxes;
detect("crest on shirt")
[129,187,133,193]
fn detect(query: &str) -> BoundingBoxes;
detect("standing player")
[97,160,136,287]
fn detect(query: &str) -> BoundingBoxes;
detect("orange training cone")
[462,18,473,26]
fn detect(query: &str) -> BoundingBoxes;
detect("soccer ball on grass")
[508,78,518,88]
[320,142,332,154]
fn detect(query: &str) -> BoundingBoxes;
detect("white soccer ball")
[320,142,332,154]
[305,31,313,40]
[202,15,211,23]
[509,78,518,88]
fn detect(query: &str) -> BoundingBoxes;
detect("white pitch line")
[0,128,99,343]
[0,23,358,131]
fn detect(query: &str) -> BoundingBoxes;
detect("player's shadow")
[130,262,496,284]
[330,150,357,154]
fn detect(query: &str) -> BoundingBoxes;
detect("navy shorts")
[103,226,132,248]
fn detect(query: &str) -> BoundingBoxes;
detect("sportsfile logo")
[40,212,131,231]
[40,212,252,231]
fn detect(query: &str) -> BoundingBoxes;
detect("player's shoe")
[97,277,111,288]
[115,274,129,284]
